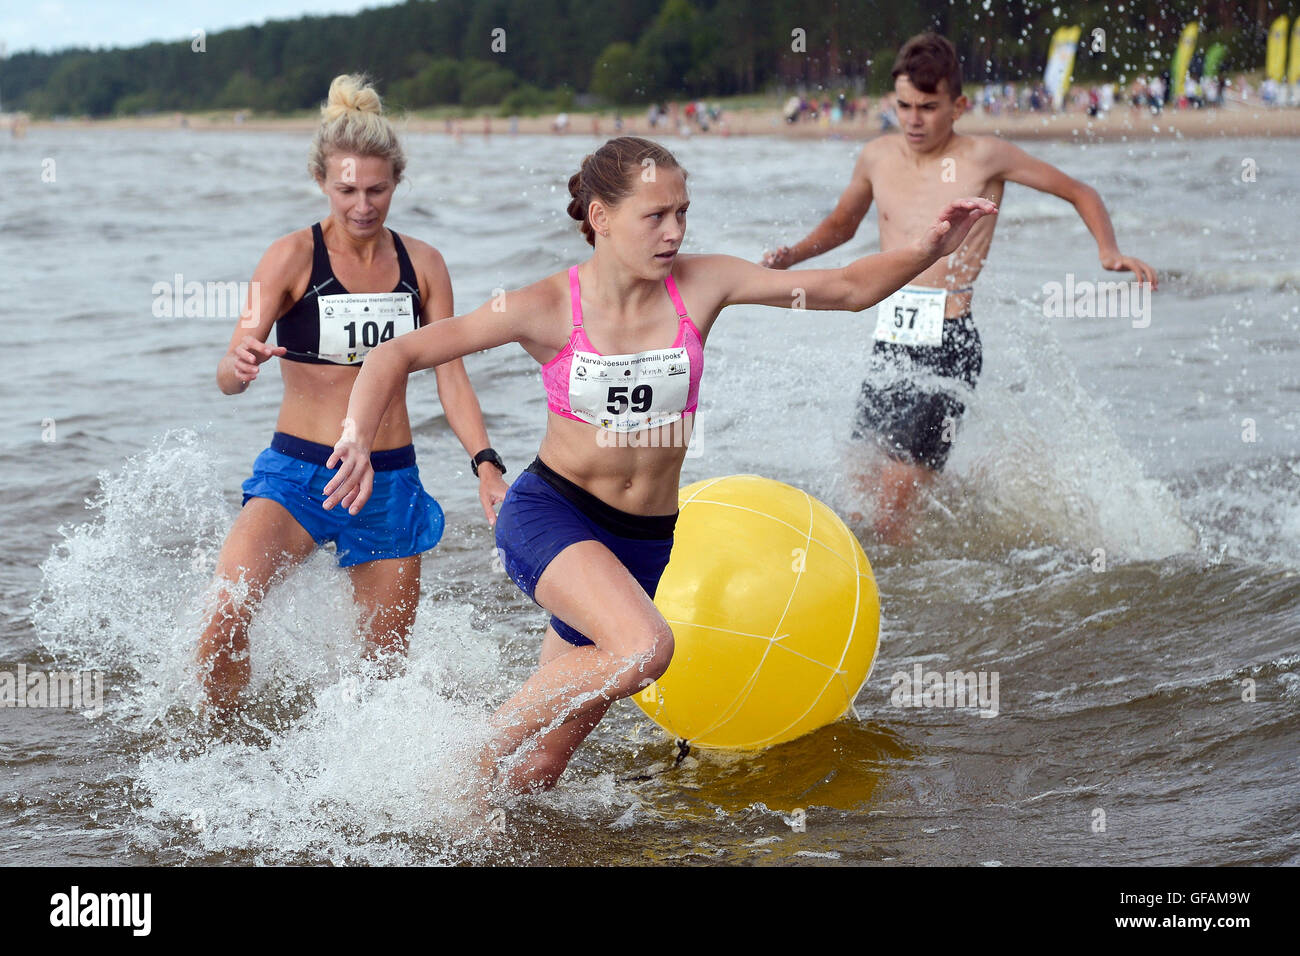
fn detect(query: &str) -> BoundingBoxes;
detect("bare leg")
[872,458,938,545]
[494,625,613,794]
[479,540,673,795]
[853,455,937,546]
[346,553,422,676]
[197,498,317,713]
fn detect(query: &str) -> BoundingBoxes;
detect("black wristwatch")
[470,448,506,477]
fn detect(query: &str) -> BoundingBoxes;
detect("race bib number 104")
[316,293,416,364]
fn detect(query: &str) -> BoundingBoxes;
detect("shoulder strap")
[664,274,689,318]
[389,229,421,300]
[568,265,584,327]
[307,223,336,296]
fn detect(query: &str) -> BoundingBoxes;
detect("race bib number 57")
[873,286,946,347]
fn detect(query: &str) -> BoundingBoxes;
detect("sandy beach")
[18,99,1300,142]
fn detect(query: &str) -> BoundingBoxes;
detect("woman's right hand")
[228,335,286,387]
[323,419,374,514]
[760,246,794,269]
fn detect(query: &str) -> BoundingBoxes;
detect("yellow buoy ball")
[638,475,880,750]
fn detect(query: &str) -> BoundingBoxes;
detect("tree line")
[0,0,1288,117]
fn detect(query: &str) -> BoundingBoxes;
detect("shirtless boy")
[763,33,1156,543]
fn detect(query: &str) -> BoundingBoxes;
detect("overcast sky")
[2,0,405,56]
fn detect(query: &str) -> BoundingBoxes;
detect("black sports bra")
[276,222,423,365]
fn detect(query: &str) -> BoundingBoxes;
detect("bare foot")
[196,691,241,732]
[457,778,508,846]
[481,807,507,841]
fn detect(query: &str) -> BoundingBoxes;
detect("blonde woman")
[198,75,508,711]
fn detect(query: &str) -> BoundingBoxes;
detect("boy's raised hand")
[1102,252,1158,290]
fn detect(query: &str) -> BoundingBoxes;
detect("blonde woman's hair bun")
[320,74,384,122]
[308,73,406,183]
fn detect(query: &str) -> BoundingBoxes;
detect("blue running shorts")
[241,431,444,568]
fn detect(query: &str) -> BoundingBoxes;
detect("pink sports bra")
[542,265,704,432]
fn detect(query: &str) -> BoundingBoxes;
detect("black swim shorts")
[851,313,982,472]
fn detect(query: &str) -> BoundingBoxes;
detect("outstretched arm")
[411,240,509,525]
[323,284,545,514]
[996,140,1158,288]
[762,149,875,269]
[710,198,996,319]
[215,235,300,394]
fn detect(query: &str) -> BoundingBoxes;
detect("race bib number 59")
[568,346,691,432]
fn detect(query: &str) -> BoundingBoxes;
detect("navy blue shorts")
[241,432,444,568]
[494,458,677,647]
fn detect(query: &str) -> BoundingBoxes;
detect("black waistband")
[943,311,977,338]
[270,432,415,471]
[526,457,677,540]
[874,311,977,348]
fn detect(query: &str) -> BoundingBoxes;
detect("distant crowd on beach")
[761,71,1300,133]
[972,73,1297,114]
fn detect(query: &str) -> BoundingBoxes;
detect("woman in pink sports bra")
[323,136,996,810]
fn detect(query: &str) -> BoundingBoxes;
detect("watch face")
[473,451,503,476]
